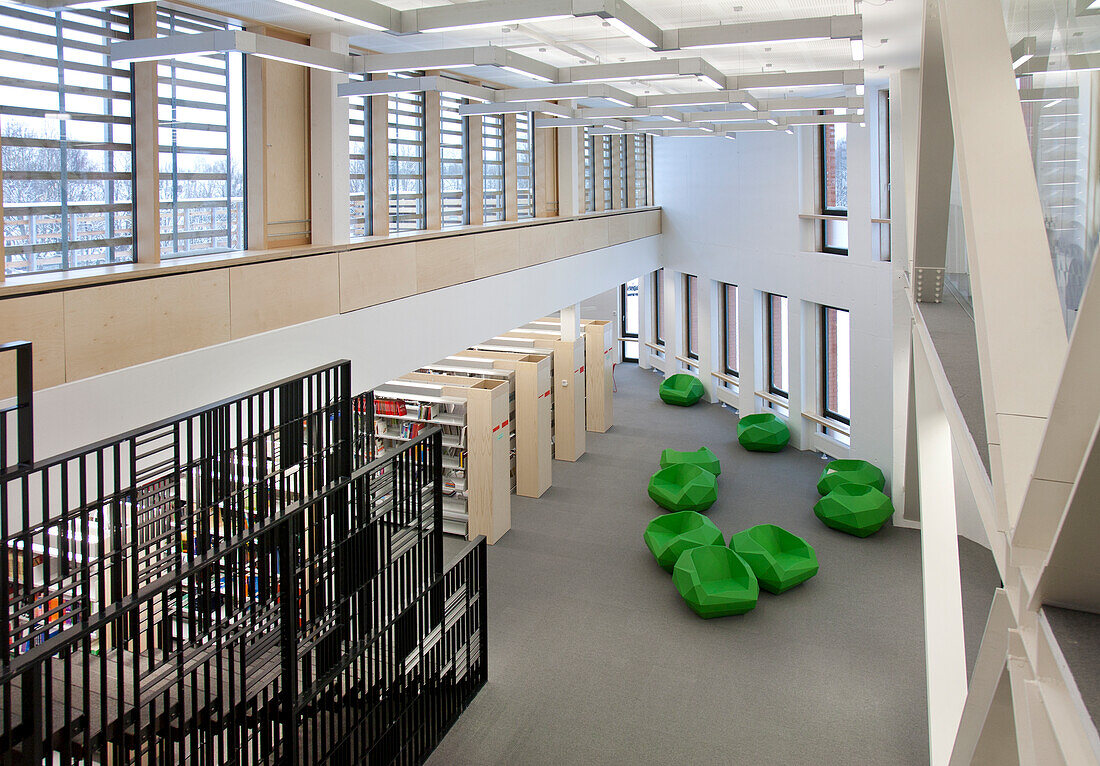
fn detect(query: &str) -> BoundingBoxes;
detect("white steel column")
[309,33,350,246]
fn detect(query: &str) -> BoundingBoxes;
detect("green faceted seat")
[660,446,721,477]
[658,374,705,406]
[737,413,790,452]
[814,484,895,537]
[647,464,718,513]
[816,459,886,495]
[672,545,759,618]
[643,511,725,572]
[728,524,819,594]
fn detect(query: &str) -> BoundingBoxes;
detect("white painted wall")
[28,238,659,461]
[648,124,896,487]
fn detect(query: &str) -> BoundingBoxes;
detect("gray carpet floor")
[429,364,1001,766]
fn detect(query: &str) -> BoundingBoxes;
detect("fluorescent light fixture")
[605,96,632,107]
[338,75,496,103]
[850,38,864,61]
[1011,37,1036,70]
[111,30,353,72]
[501,65,553,82]
[859,121,866,127]
[856,108,864,115]
[270,0,390,31]
[724,134,736,140]
[784,127,794,134]
[572,72,681,84]
[660,114,680,121]
[607,17,658,48]
[1043,98,1065,109]
[766,118,778,125]
[421,15,570,33]
[699,75,724,90]
[743,101,757,111]
[254,51,342,72]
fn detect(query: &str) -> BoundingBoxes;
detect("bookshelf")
[374,375,511,543]
[527,318,615,433]
[451,350,553,498]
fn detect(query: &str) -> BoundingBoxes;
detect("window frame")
[388,74,427,233]
[721,283,739,378]
[654,268,665,346]
[516,111,535,219]
[601,135,613,211]
[821,304,851,426]
[349,74,372,237]
[584,127,594,212]
[620,279,639,363]
[684,274,699,360]
[440,92,469,228]
[766,293,789,399]
[818,122,848,256]
[482,112,505,222]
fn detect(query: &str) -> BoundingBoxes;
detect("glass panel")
[824,218,849,251]
[768,293,789,397]
[823,306,851,423]
[822,122,848,212]
[685,274,698,358]
[516,111,534,219]
[633,135,648,207]
[621,278,639,362]
[619,135,628,209]
[482,113,504,222]
[349,73,370,237]
[1,5,135,275]
[654,268,664,345]
[388,73,425,233]
[584,127,593,212]
[723,283,739,376]
[602,136,612,210]
[441,93,467,227]
[158,8,244,258]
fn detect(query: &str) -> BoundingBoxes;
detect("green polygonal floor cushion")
[737,413,791,452]
[644,511,725,572]
[658,374,705,406]
[728,524,819,594]
[817,459,886,495]
[647,464,718,513]
[660,447,721,477]
[814,484,895,537]
[673,545,760,618]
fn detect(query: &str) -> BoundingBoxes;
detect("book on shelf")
[375,399,407,417]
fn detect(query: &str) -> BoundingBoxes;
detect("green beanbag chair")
[659,446,721,477]
[814,484,895,537]
[647,463,718,513]
[816,459,886,495]
[658,374,704,406]
[644,511,724,572]
[729,524,819,594]
[737,413,790,452]
[672,545,759,618]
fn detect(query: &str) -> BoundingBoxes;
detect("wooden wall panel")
[608,214,632,246]
[416,237,474,292]
[339,243,416,311]
[579,216,610,254]
[534,126,558,217]
[64,273,230,381]
[475,229,520,278]
[229,254,338,338]
[518,222,563,267]
[263,56,312,247]
[0,294,66,397]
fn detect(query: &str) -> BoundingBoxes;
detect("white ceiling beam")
[459,100,573,116]
[637,90,758,109]
[337,75,496,102]
[574,106,682,120]
[1018,52,1100,74]
[757,96,863,111]
[660,14,862,52]
[351,45,558,82]
[561,56,726,88]
[533,117,630,129]
[493,83,637,106]
[110,30,354,72]
[726,68,864,89]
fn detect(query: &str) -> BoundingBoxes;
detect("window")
[349,75,371,237]
[440,93,468,227]
[583,127,594,212]
[684,274,699,360]
[877,90,891,261]
[482,113,505,222]
[619,136,628,209]
[654,268,664,346]
[819,120,848,254]
[633,135,648,207]
[721,283,739,377]
[620,278,639,362]
[388,77,425,232]
[766,293,789,398]
[602,136,612,211]
[822,306,851,425]
[1,4,134,276]
[159,9,245,258]
[516,111,534,219]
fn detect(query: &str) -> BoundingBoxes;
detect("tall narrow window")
[621,278,639,362]
[822,306,851,425]
[349,74,371,237]
[583,127,594,212]
[440,93,468,227]
[819,120,848,254]
[389,79,426,232]
[159,8,245,258]
[684,274,699,360]
[877,90,891,261]
[1,4,134,275]
[602,137,612,210]
[516,111,534,219]
[633,135,648,207]
[767,293,789,398]
[482,113,505,222]
[619,136,629,209]
[721,283,739,377]
[654,268,664,346]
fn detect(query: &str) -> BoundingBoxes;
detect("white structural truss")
[903,0,1100,762]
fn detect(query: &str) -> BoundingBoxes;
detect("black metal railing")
[0,341,33,476]
[0,360,486,764]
